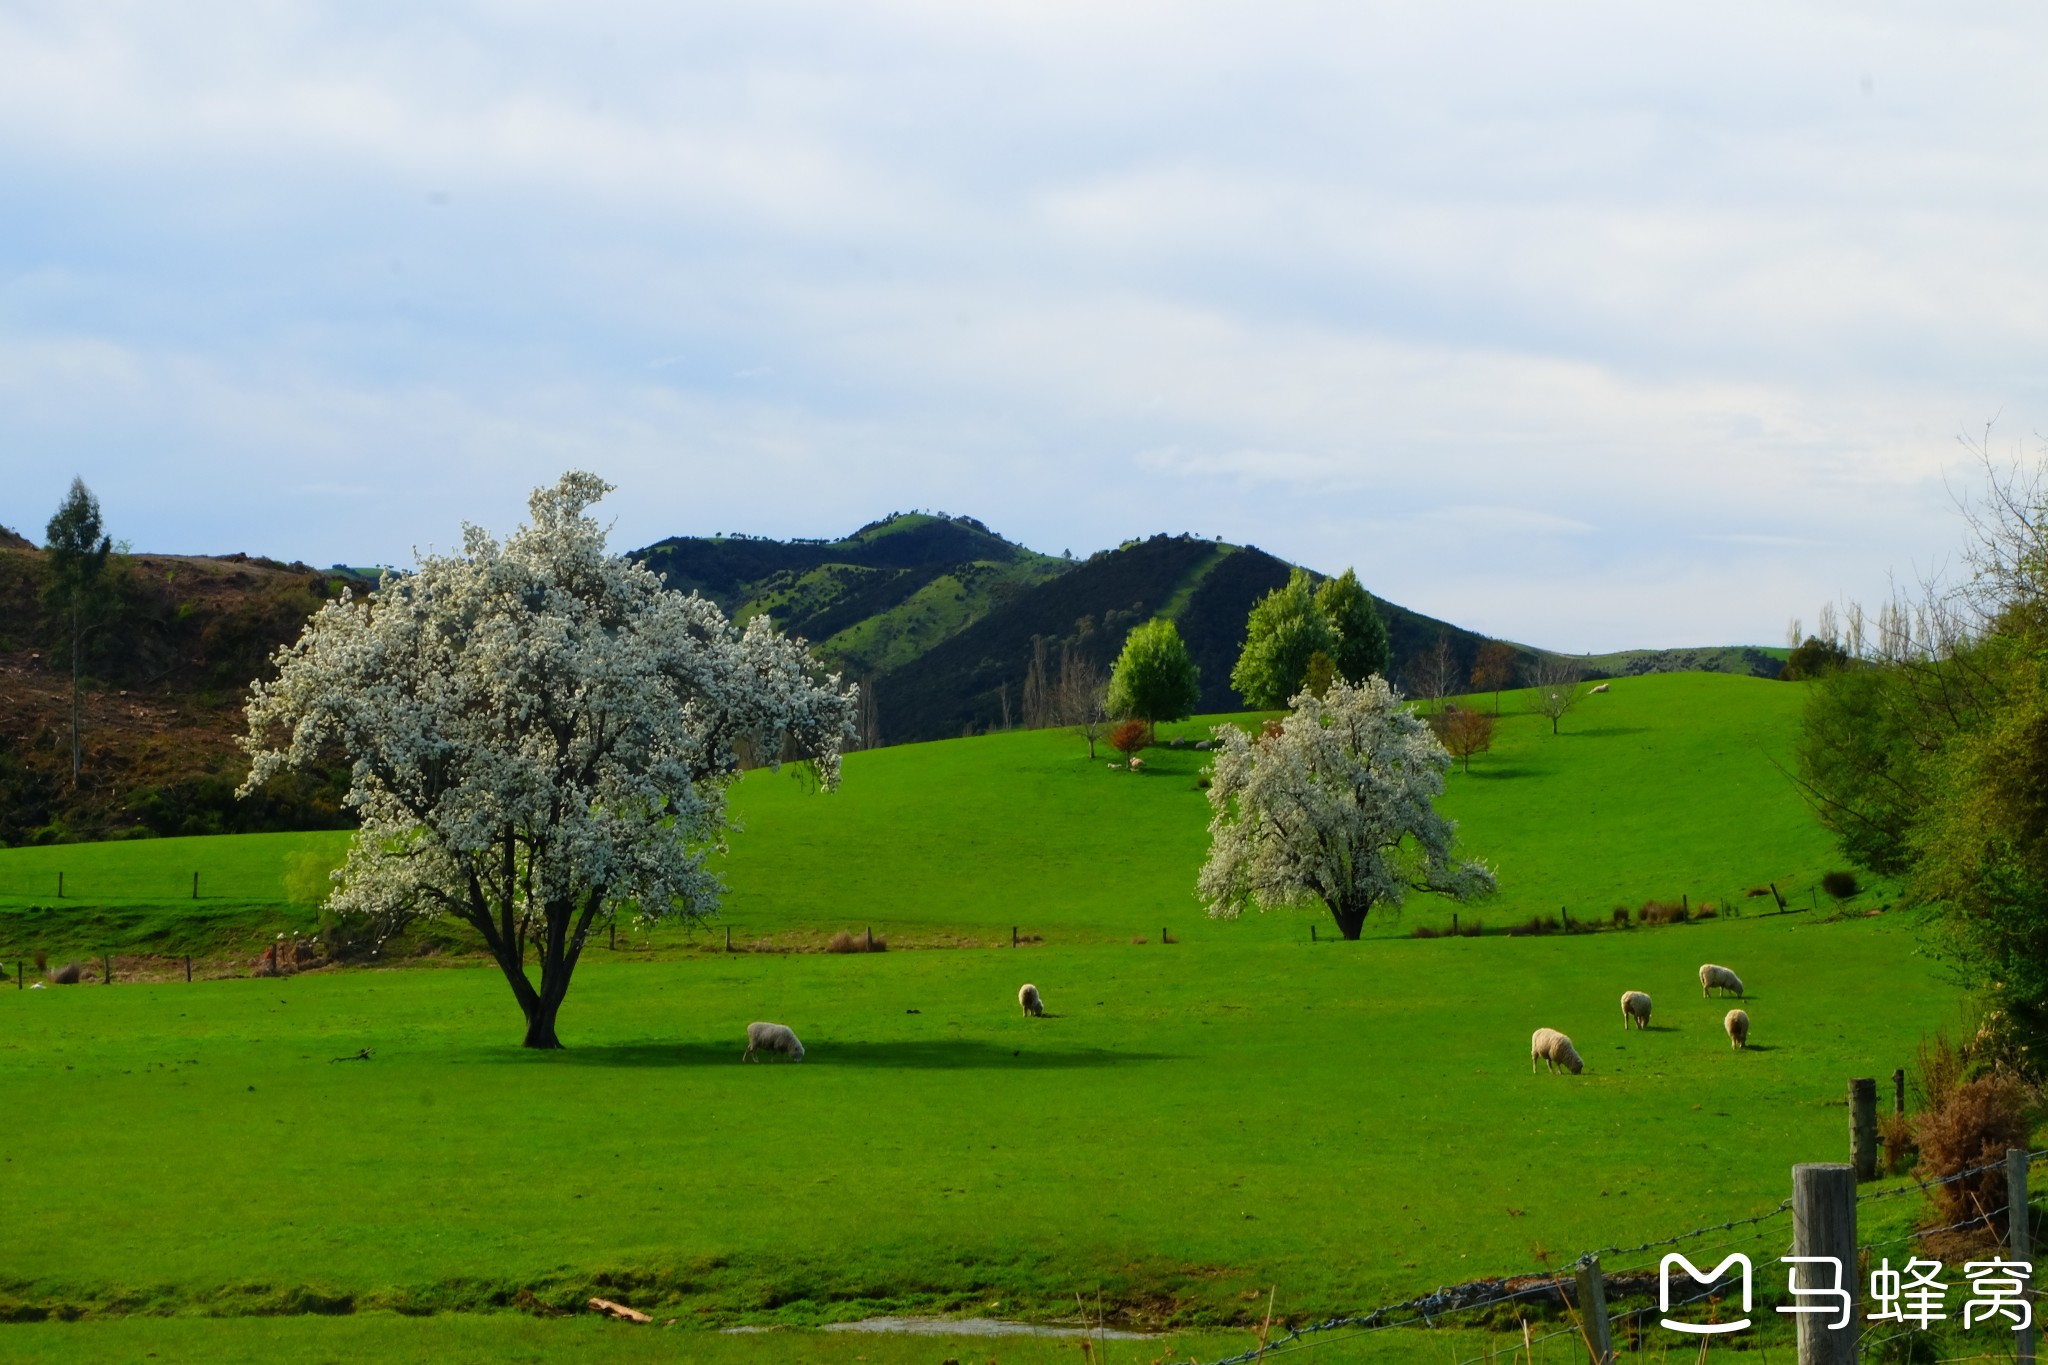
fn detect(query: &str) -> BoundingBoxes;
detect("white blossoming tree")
[239,472,857,1048]
[1197,675,1494,940]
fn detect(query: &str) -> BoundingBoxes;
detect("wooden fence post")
[103,953,112,985]
[724,926,731,953]
[192,871,199,900]
[14,962,20,990]
[1893,1069,1905,1115]
[1012,926,1018,947]
[2010,1148,2035,1365]
[1792,1162,1858,1365]
[57,871,63,898]
[1574,1255,1613,1365]
[865,926,873,952]
[1849,1078,1878,1180]
[1310,923,1317,943]
[185,955,192,983]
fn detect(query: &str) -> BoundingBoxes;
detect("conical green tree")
[1315,568,1390,685]
[44,477,113,786]
[1106,618,1200,741]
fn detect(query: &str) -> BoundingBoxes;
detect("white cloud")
[2,2,2046,649]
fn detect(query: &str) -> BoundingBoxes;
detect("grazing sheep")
[1531,1027,1584,1075]
[1019,983,1044,1017]
[1699,964,1744,998]
[1620,990,1652,1030]
[741,1021,805,1063]
[1725,1009,1750,1049]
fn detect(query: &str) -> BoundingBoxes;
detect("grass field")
[0,673,1855,959]
[0,673,1980,1362]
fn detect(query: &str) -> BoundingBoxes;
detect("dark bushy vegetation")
[1822,869,1860,900]
[0,547,362,844]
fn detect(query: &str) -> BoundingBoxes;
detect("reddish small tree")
[1109,719,1150,767]
[1440,707,1495,773]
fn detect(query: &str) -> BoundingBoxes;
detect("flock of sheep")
[746,964,1752,1074]
[739,983,1048,1063]
[1531,963,1750,1075]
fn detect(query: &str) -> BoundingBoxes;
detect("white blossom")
[239,471,856,1046]
[1197,675,1494,940]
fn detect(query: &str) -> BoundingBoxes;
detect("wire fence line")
[1182,1146,2048,1365]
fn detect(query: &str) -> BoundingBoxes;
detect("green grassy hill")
[0,671,1973,1365]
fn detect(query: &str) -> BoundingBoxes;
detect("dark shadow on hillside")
[1568,725,1650,738]
[494,1039,1176,1070]
[1463,766,1539,781]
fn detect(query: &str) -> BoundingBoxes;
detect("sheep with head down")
[1019,983,1044,1017]
[1620,991,1652,1030]
[1699,964,1744,998]
[1725,1009,1750,1049]
[1531,1027,1584,1075]
[742,1022,805,1063]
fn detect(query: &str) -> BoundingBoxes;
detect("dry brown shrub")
[1411,925,1441,939]
[1695,905,1717,920]
[1611,906,1630,927]
[826,931,860,954]
[1911,1031,2035,1236]
[1457,919,1483,938]
[1878,1110,1916,1177]
[1639,900,1689,926]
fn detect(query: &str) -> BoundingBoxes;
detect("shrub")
[1912,1031,2036,1235]
[1878,1109,1916,1177]
[1695,904,1717,920]
[1458,919,1484,938]
[1821,870,1860,900]
[1611,906,1630,927]
[826,930,887,954]
[1639,900,1690,926]
[1108,719,1150,765]
[1411,925,1441,939]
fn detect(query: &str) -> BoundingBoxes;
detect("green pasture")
[0,672,1974,1362]
[722,669,1848,944]
[0,674,1846,959]
[0,917,1959,1320]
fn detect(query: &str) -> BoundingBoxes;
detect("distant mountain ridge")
[631,513,1782,745]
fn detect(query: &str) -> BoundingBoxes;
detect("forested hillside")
[0,510,1785,841]
[0,546,363,845]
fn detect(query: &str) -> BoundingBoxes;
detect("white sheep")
[1725,1009,1750,1050]
[1590,683,1611,694]
[1019,983,1044,1017]
[1620,990,1652,1030]
[1699,964,1744,998]
[741,1021,805,1063]
[1531,1027,1584,1075]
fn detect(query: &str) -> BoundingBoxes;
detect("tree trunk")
[522,988,565,1049]
[69,604,81,786]
[1331,907,1367,940]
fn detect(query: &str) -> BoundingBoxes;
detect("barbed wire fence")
[1181,1147,2048,1365]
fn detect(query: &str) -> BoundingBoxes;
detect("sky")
[4,2,2046,653]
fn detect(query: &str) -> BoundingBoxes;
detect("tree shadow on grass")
[497,1040,1176,1070]
[1464,766,1540,780]
[1568,725,1650,739]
